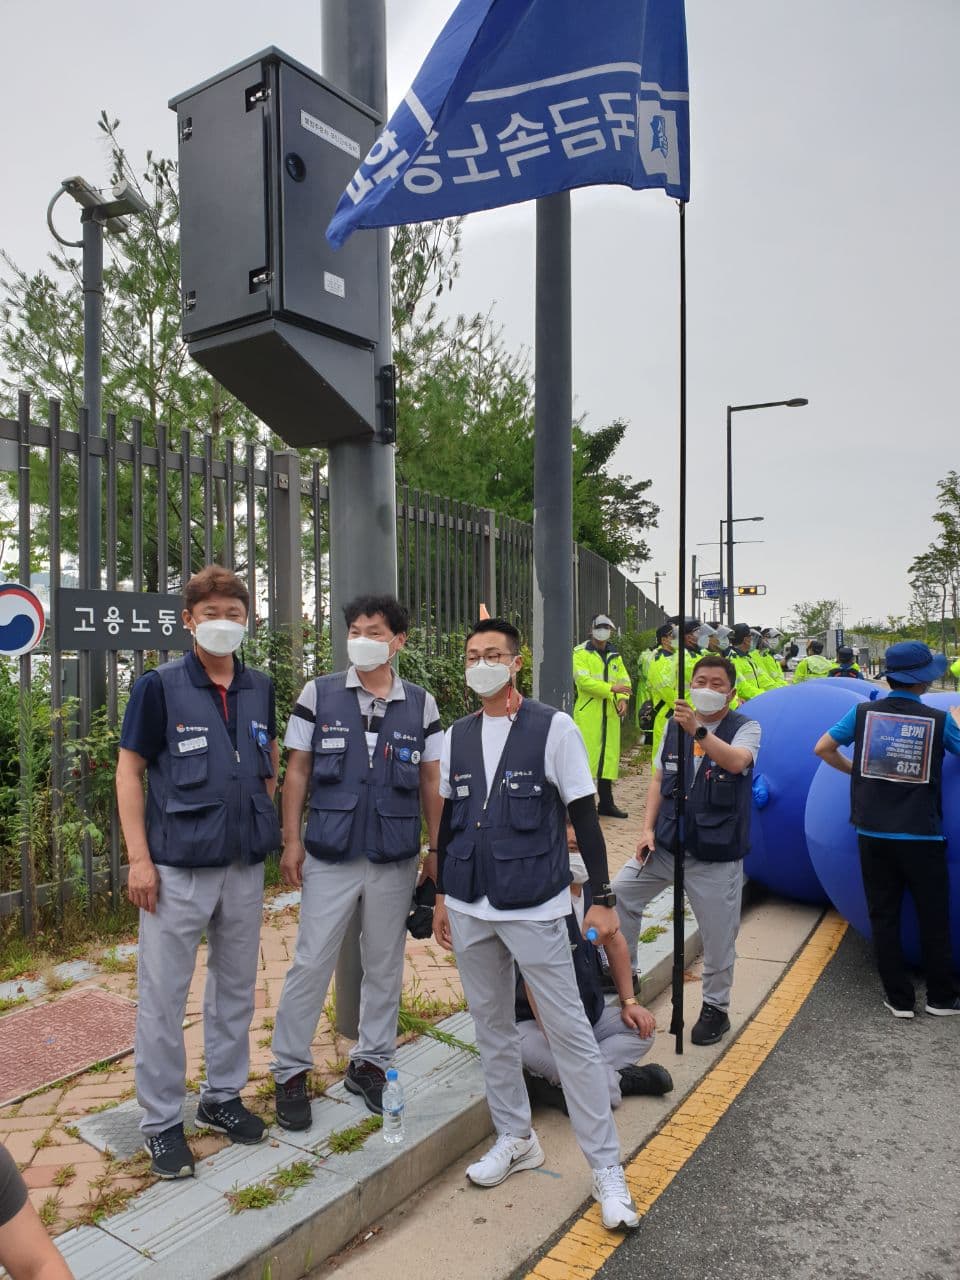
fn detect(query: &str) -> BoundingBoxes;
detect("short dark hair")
[465,617,521,654]
[184,565,250,614]
[691,654,736,688]
[809,639,824,654]
[887,676,918,690]
[343,594,409,635]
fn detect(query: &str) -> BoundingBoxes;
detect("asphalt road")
[590,928,960,1280]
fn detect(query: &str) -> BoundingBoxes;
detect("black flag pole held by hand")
[671,200,688,1054]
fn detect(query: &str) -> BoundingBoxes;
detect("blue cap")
[879,641,947,685]
[386,1068,398,1081]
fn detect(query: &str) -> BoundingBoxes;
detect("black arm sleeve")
[436,798,454,894]
[567,793,611,893]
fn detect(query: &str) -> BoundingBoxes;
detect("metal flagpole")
[670,200,688,1054]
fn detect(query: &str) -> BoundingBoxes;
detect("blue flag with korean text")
[326,0,689,247]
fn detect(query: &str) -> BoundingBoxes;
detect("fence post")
[272,450,303,674]
[482,508,497,615]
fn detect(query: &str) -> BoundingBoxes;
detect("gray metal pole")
[691,554,697,617]
[323,0,398,1040]
[81,214,103,591]
[532,192,573,712]
[725,406,735,628]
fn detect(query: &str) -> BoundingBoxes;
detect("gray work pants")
[519,1003,654,1109]
[613,847,743,1010]
[271,853,419,1081]
[448,909,621,1171]
[135,861,264,1136]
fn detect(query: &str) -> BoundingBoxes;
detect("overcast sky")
[2,0,957,632]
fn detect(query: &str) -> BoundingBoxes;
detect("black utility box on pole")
[170,49,384,447]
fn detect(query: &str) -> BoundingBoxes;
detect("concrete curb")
[55,888,701,1279]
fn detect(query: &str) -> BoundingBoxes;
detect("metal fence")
[0,392,661,929]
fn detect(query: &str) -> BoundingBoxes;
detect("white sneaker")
[883,1001,915,1019]
[466,1131,545,1187]
[592,1164,640,1230]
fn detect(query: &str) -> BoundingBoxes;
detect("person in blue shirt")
[814,641,960,1018]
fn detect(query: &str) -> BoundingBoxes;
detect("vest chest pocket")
[312,743,347,785]
[487,833,556,910]
[373,796,421,863]
[249,790,282,858]
[505,778,545,831]
[450,789,471,831]
[170,743,209,789]
[390,755,421,791]
[442,834,478,902]
[304,791,358,861]
[692,808,738,857]
[162,797,228,866]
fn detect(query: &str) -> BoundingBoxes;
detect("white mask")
[348,635,392,672]
[689,687,729,715]
[669,627,680,645]
[465,659,513,697]
[591,626,612,642]
[717,635,731,652]
[194,619,245,656]
[568,852,589,886]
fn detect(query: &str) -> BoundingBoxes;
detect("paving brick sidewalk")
[0,760,648,1242]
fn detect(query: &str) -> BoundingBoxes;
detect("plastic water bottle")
[382,1069,405,1144]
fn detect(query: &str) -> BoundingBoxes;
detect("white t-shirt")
[285,667,442,764]
[653,714,761,776]
[439,708,595,922]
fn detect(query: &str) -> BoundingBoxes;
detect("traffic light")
[736,585,766,596]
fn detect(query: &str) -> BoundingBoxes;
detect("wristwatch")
[694,725,709,742]
[620,996,639,1009]
[592,888,617,908]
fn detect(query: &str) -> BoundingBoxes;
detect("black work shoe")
[524,1070,569,1115]
[690,1002,731,1046]
[144,1124,195,1179]
[195,1096,266,1145]
[925,996,960,1016]
[597,804,629,820]
[274,1072,312,1131]
[618,1063,674,1097]
[344,1059,387,1114]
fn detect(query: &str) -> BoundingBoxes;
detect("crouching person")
[518,850,673,1114]
[117,566,282,1178]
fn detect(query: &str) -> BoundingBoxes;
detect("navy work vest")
[305,673,426,863]
[655,712,754,862]
[442,699,571,911]
[145,657,281,868]
[851,696,945,836]
[515,892,605,1028]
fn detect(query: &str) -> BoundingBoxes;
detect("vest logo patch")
[175,723,207,734]
[320,721,347,733]
[321,737,346,750]
[178,736,207,753]
[393,730,416,743]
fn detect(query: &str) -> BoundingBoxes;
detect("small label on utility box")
[323,272,346,298]
[300,110,360,159]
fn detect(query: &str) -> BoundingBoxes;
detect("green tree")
[791,599,841,636]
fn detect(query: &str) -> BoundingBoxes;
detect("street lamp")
[47,177,150,589]
[634,570,666,608]
[726,399,808,626]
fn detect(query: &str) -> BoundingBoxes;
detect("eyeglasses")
[464,650,515,668]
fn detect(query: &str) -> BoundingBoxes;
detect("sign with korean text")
[54,589,192,652]
[861,710,935,785]
[701,577,721,600]
[327,0,690,247]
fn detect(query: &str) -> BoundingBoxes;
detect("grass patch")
[639,925,668,944]
[257,1035,272,1048]
[226,1181,282,1213]
[85,1099,121,1115]
[32,1131,55,1150]
[52,1163,77,1187]
[325,1115,382,1155]
[87,1059,114,1074]
[260,1016,275,1031]
[38,1194,61,1227]
[271,1159,316,1189]
[73,1185,138,1226]
[62,1124,80,1140]
[0,936,36,981]
[0,994,28,1014]
[99,949,137,975]
[43,972,75,994]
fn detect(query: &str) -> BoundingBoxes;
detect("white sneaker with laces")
[466,1131,545,1187]
[592,1164,640,1230]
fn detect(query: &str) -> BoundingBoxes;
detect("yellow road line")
[526,910,849,1280]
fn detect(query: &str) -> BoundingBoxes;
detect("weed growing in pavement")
[85,1099,121,1115]
[260,1016,275,1031]
[324,1115,382,1155]
[32,1131,54,1150]
[226,1181,282,1213]
[87,1059,114,1074]
[639,925,668,944]
[254,1079,276,1101]
[72,1184,139,1226]
[99,949,137,975]
[443,952,458,966]
[271,1160,316,1190]
[51,1164,76,1187]
[38,1194,61,1227]
[61,1125,80,1140]
[0,994,27,1013]
[257,1035,272,1048]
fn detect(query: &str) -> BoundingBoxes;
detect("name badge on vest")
[321,737,346,750]
[861,711,934,784]
[178,736,207,753]
[664,760,678,773]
